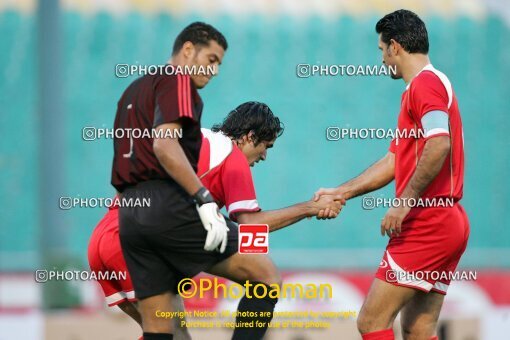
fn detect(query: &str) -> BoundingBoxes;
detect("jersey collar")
[405,63,433,90]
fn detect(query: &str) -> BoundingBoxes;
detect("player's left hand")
[381,205,411,237]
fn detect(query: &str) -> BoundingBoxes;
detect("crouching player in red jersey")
[89,102,344,339]
[314,10,470,340]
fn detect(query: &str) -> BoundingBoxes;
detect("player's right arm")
[221,147,344,231]
[235,195,344,232]
[314,151,395,205]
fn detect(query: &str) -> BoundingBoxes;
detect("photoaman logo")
[238,224,269,254]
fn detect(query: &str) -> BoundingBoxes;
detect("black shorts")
[119,180,238,299]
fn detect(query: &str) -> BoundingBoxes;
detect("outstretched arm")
[312,152,395,219]
[234,194,345,232]
[314,151,395,199]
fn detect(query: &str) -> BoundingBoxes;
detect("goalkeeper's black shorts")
[119,180,238,299]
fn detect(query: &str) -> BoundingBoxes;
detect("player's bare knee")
[233,255,281,286]
[357,308,376,334]
[357,303,395,334]
[248,262,281,286]
[261,269,282,287]
[259,262,281,285]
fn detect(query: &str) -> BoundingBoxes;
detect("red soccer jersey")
[389,64,464,201]
[197,128,261,220]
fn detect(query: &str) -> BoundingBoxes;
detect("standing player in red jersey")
[314,9,469,340]
[95,102,343,339]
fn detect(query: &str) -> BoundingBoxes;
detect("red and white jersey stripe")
[198,128,261,220]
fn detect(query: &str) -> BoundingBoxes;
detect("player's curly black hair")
[375,9,429,54]
[172,22,228,55]
[212,102,284,146]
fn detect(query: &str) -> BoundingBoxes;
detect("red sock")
[362,328,394,340]
[430,337,438,340]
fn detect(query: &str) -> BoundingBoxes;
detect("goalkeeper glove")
[193,187,229,253]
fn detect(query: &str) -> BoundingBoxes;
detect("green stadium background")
[1,5,509,273]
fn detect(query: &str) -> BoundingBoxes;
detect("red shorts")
[376,203,470,295]
[88,208,135,306]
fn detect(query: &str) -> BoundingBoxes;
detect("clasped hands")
[307,187,346,220]
[312,187,412,237]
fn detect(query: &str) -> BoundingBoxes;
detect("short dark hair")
[172,22,228,55]
[212,102,284,145]
[375,9,429,54]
